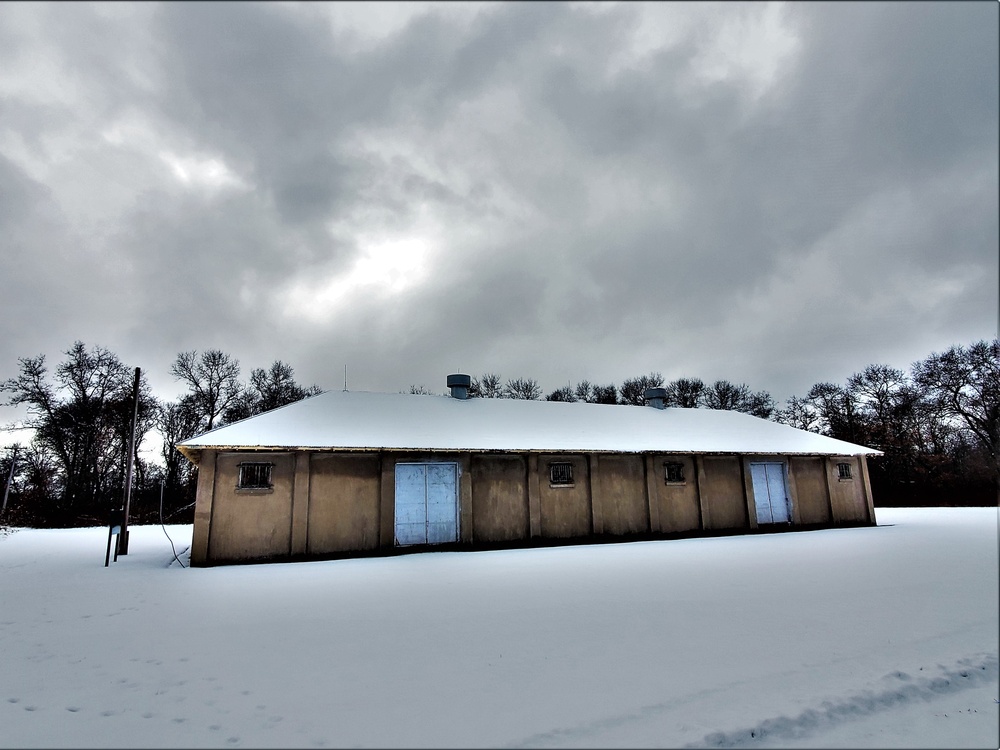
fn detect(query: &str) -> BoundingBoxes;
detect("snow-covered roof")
[176,390,880,462]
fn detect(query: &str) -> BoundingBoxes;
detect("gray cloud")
[0,0,995,430]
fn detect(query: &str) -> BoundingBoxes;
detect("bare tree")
[1,342,156,525]
[591,383,618,405]
[702,379,775,418]
[665,377,704,408]
[170,350,242,431]
[619,372,664,406]
[805,381,863,444]
[546,386,576,402]
[703,380,750,410]
[743,390,777,419]
[914,339,1000,500]
[776,395,820,431]
[470,373,503,398]
[156,396,202,503]
[224,360,321,422]
[503,377,542,400]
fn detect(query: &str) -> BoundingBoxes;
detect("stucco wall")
[828,457,870,523]
[208,452,294,561]
[470,454,530,542]
[650,455,701,533]
[593,454,649,536]
[789,456,832,525]
[193,448,874,564]
[698,456,749,530]
[308,453,381,554]
[538,454,592,538]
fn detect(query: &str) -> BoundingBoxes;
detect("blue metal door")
[394,463,459,545]
[750,462,790,524]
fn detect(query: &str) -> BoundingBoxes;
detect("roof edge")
[177,445,883,460]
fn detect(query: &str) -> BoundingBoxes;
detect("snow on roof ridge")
[177,388,880,457]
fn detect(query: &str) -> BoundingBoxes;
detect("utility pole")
[2,445,17,514]
[117,367,141,556]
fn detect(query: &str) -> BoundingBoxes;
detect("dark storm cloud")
[0,1,995,420]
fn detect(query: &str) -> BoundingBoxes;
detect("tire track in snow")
[504,654,997,748]
[687,653,998,748]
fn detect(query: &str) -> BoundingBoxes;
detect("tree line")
[414,339,998,507]
[1,344,320,528]
[2,339,996,527]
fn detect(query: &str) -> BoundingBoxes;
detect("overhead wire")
[159,480,186,568]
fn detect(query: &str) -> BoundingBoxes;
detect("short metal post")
[117,367,141,556]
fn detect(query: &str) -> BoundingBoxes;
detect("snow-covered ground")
[1,508,997,749]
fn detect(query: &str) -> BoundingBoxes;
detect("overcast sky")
[1,1,997,425]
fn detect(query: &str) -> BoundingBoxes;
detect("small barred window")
[837,462,853,480]
[549,462,574,486]
[238,462,273,489]
[664,462,685,483]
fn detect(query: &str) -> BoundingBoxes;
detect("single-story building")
[177,375,880,566]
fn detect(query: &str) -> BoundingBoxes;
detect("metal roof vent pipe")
[447,373,472,400]
[644,387,667,409]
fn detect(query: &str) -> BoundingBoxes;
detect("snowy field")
[1,508,997,749]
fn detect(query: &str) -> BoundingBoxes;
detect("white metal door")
[394,463,459,546]
[750,462,790,524]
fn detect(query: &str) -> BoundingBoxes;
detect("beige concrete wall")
[649,455,701,533]
[827,456,869,523]
[208,452,294,562]
[697,456,749,530]
[859,456,877,525]
[189,450,216,566]
[592,454,649,536]
[788,457,832,524]
[190,447,873,564]
[470,454,530,542]
[538,454,592,538]
[307,453,381,554]
[290,452,311,556]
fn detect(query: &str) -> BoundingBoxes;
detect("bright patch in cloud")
[690,2,800,100]
[281,235,435,324]
[159,151,248,191]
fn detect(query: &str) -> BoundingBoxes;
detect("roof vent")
[447,373,472,400]
[643,387,667,409]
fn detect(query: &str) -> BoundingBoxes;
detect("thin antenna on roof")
[343,365,348,392]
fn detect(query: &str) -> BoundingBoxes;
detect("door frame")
[748,460,792,526]
[393,461,460,546]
